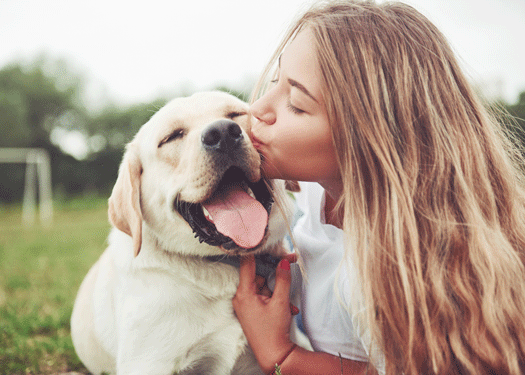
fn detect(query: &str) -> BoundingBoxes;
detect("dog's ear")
[285,180,300,193]
[108,146,143,257]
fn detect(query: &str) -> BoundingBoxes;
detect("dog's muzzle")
[174,120,274,253]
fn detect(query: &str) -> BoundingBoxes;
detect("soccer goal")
[0,148,53,227]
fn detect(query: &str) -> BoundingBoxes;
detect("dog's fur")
[70,92,293,375]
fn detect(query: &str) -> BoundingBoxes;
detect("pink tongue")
[203,185,268,249]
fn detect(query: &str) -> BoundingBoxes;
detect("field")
[0,197,111,374]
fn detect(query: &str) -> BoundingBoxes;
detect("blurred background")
[0,0,524,373]
[0,0,524,204]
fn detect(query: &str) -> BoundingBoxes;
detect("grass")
[0,197,111,374]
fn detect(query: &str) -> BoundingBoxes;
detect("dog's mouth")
[175,167,273,251]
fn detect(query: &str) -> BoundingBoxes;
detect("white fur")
[70,92,293,375]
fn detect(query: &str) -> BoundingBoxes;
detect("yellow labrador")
[70,91,294,375]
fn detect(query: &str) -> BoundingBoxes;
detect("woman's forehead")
[280,28,323,102]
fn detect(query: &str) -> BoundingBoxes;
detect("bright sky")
[1,0,524,109]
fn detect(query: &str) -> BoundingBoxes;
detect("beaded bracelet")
[269,343,298,375]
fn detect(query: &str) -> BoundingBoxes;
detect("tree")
[0,56,256,203]
[0,59,85,148]
[0,58,87,202]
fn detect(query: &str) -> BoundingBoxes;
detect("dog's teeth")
[248,188,256,199]
[202,206,213,221]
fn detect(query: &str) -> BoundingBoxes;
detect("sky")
[1,0,524,110]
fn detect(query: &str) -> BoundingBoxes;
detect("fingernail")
[279,259,290,271]
[291,305,300,315]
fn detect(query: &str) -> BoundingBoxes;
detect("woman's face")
[250,28,340,186]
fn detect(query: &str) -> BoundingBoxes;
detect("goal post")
[0,148,53,227]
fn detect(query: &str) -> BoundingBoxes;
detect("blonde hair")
[253,1,525,374]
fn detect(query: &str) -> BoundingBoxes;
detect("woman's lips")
[250,134,264,150]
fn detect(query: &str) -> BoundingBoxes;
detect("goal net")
[0,148,53,227]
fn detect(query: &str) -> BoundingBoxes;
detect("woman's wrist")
[268,343,297,375]
[262,345,375,375]
[259,341,297,374]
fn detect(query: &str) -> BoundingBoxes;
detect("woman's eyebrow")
[278,53,319,103]
[288,78,319,103]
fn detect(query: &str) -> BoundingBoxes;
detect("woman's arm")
[233,255,376,375]
[277,346,374,375]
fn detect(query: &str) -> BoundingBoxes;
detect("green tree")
[0,58,87,202]
[0,59,85,148]
[88,99,167,150]
[0,56,255,203]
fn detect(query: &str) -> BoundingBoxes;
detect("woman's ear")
[108,146,143,257]
[285,180,301,192]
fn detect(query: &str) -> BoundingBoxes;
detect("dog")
[70,91,295,375]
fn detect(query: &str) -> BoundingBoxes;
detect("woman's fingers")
[237,254,299,313]
[272,259,292,306]
[255,275,273,297]
[237,254,256,294]
[283,252,298,264]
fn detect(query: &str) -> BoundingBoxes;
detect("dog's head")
[108,91,293,258]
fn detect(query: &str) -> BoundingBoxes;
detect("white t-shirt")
[292,181,385,373]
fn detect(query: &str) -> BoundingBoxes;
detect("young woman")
[232,1,525,374]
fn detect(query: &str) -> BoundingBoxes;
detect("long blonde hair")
[253,1,525,374]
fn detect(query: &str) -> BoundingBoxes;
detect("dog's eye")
[226,111,247,119]
[159,129,185,147]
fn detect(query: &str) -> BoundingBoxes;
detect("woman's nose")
[250,95,276,125]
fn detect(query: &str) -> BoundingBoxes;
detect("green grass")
[0,197,111,374]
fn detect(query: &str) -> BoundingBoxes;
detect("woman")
[233,1,525,374]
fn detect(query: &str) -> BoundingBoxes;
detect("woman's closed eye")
[287,101,306,115]
[269,76,307,114]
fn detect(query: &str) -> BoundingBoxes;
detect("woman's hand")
[234,254,379,375]
[233,253,298,373]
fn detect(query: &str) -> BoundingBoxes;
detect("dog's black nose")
[201,120,243,152]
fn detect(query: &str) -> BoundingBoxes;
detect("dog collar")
[204,253,282,280]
